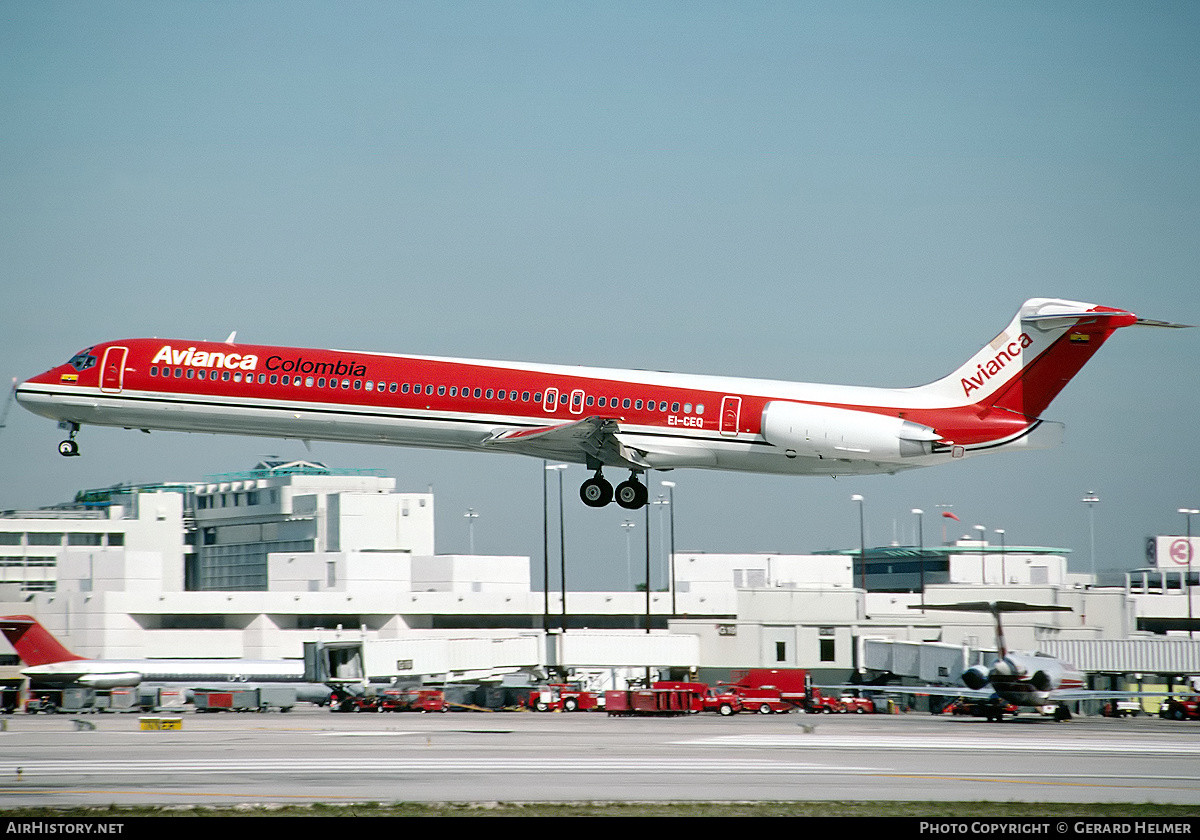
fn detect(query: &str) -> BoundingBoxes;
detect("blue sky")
[2,1,1197,590]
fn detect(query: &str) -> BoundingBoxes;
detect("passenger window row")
[147,367,705,415]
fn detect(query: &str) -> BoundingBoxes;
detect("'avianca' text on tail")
[14,298,1187,509]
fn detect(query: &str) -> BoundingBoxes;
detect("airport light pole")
[995,529,1006,585]
[546,464,568,631]
[653,494,668,587]
[662,481,676,616]
[1180,507,1199,639]
[542,462,549,633]
[645,491,652,636]
[852,495,866,592]
[1082,492,1100,582]
[621,520,636,591]
[912,509,924,609]
[974,524,987,584]
[464,508,479,555]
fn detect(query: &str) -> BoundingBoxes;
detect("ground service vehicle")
[605,687,696,717]
[653,681,743,716]
[1159,696,1200,721]
[937,697,1020,718]
[805,689,850,713]
[193,687,296,712]
[1101,700,1143,718]
[727,668,821,712]
[378,688,446,713]
[839,693,876,714]
[533,683,601,712]
[719,682,793,714]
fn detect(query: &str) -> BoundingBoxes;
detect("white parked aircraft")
[14,298,1187,508]
[0,615,323,701]
[849,601,1172,721]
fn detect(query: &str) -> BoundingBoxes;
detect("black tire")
[615,480,646,510]
[563,697,579,712]
[758,703,772,715]
[718,703,734,716]
[580,478,613,507]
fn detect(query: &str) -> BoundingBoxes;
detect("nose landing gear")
[57,422,80,457]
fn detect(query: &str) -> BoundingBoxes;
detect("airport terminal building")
[2,461,1198,691]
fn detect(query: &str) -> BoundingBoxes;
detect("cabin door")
[100,346,128,393]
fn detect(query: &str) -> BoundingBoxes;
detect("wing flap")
[483,416,651,470]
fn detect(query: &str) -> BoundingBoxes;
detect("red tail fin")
[914,298,1139,419]
[0,615,85,665]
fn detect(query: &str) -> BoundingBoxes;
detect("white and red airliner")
[13,297,1183,509]
[829,601,1175,721]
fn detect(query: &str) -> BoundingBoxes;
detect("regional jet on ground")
[13,298,1187,509]
[851,602,1171,721]
[0,615,317,697]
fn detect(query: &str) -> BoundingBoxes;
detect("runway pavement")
[1,708,1197,807]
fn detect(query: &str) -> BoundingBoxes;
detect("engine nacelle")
[1030,670,1055,692]
[961,665,990,691]
[760,401,940,461]
[77,671,143,689]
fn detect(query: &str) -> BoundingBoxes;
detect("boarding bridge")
[862,638,995,684]
[304,630,700,685]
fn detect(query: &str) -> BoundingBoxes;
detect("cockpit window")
[68,349,97,372]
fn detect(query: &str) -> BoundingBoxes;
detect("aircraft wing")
[482,416,653,470]
[1044,688,1177,701]
[819,684,995,700]
[821,684,1176,702]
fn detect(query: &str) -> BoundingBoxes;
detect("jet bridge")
[862,638,995,684]
[304,634,543,685]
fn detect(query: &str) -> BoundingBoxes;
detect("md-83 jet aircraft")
[840,601,1174,722]
[0,615,329,704]
[13,298,1186,509]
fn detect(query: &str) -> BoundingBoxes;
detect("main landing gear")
[57,422,80,457]
[579,471,648,509]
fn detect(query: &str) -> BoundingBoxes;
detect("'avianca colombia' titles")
[143,341,728,431]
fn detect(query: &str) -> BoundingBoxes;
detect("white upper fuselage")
[23,658,307,688]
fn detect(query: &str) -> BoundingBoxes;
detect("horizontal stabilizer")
[1134,317,1194,329]
[913,601,1073,614]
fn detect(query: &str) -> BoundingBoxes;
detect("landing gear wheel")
[615,478,648,510]
[57,422,81,457]
[579,476,614,507]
